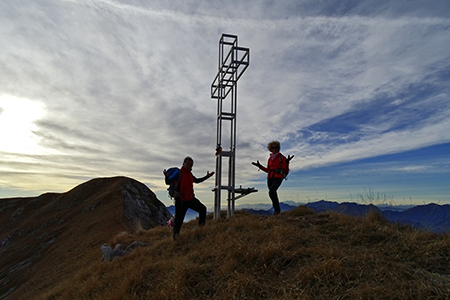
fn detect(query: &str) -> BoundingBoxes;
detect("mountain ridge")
[238,200,450,233]
[0,176,171,299]
[168,199,450,233]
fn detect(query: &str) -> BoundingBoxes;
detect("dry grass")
[40,207,450,300]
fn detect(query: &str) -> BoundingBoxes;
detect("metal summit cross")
[211,34,257,219]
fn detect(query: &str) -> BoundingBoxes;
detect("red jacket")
[260,152,289,179]
[178,167,210,201]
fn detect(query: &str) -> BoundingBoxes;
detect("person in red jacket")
[252,141,293,215]
[164,156,214,239]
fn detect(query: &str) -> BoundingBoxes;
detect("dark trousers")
[173,197,206,236]
[267,177,283,214]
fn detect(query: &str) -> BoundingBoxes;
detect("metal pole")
[211,34,250,219]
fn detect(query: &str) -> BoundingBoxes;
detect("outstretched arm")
[193,171,215,183]
[252,160,268,173]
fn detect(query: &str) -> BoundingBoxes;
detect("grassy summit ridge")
[43,207,450,300]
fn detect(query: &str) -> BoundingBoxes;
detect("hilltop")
[0,176,171,299]
[1,177,450,299]
[43,208,450,300]
[237,200,450,233]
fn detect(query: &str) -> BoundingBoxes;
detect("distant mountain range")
[229,200,450,233]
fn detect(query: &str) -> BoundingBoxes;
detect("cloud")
[0,0,449,198]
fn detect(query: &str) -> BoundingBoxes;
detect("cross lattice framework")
[211,34,256,219]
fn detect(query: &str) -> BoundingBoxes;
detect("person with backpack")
[252,141,293,215]
[163,156,214,240]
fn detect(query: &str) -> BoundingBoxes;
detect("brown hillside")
[42,208,450,300]
[0,176,172,300]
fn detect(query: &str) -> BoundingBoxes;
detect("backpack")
[165,167,181,199]
[278,154,289,178]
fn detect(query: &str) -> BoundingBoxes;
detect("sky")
[1,0,449,209]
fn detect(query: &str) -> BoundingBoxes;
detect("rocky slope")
[0,176,172,299]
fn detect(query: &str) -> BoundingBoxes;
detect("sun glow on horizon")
[0,95,46,155]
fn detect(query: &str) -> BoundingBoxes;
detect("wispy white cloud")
[0,0,449,202]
